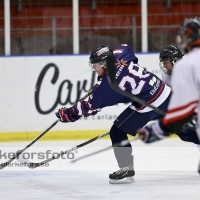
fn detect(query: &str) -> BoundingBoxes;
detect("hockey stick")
[0,119,60,170]
[71,136,139,163]
[106,56,166,116]
[0,89,92,170]
[19,131,110,169]
[70,57,165,163]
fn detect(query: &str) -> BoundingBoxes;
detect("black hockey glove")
[55,107,80,123]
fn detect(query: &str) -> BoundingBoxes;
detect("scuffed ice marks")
[0,171,49,178]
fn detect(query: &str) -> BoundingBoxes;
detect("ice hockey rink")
[0,137,200,200]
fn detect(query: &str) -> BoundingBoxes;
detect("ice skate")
[109,166,135,184]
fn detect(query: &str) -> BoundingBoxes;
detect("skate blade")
[109,176,134,184]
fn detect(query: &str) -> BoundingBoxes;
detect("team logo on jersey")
[115,59,128,68]
[149,76,157,86]
[149,76,161,95]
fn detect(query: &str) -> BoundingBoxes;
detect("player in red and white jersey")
[162,49,199,133]
[159,45,200,145]
[137,18,200,173]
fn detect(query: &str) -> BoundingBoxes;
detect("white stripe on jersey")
[76,102,83,116]
[113,49,123,54]
[129,84,171,113]
[96,80,102,85]
[77,95,101,116]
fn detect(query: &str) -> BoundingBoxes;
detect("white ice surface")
[0,138,200,200]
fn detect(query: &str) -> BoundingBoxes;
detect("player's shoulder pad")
[113,44,138,64]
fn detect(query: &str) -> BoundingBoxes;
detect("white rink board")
[0,54,161,133]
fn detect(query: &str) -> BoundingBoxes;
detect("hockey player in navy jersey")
[56,44,171,183]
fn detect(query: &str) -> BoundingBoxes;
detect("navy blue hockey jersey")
[72,44,171,117]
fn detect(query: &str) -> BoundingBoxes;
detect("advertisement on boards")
[0,54,161,138]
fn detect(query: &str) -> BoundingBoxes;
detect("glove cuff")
[152,120,166,139]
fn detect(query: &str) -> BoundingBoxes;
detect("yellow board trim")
[0,130,178,142]
[0,130,110,142]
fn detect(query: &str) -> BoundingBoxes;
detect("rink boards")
[0,53,168,141]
